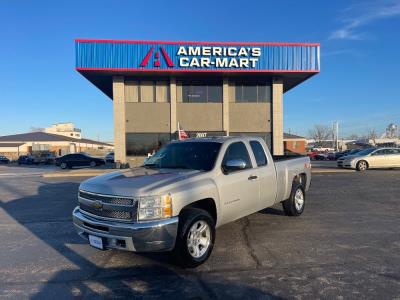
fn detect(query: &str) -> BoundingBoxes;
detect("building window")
[234,82,271,103]
[126,133,171,156]
[179,80,222,103]
[125,80,170,103]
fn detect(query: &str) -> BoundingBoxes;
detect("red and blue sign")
[75,39,320,73]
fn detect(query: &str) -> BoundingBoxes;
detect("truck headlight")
[137,194,172,221]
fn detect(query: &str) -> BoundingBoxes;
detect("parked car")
[105,152,114,163]
[307,151,318,160]
[0,156,10,164]
[327,152,337,160]
[55,153,106,169]
[18,155,35,165]
[33,152,56,164]
[73,136,311,267]
[314,152,328,160]
[337,147,400,171]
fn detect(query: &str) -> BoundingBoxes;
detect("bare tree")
[367,129,378,144]
[308,125,332,147]
[348,134,359,140]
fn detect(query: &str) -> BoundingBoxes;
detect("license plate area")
[88,234,104,250]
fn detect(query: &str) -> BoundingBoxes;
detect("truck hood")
[79,167,202,197]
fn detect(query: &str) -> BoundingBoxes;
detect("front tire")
[60,162,67,169]
[90,161,96,167]
[173,208,215,268]
[356,160,368,171]
[282,184,305,216]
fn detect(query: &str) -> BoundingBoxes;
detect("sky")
[1,0,400,141]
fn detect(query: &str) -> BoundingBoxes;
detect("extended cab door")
[216,141,260,224]
[249,140,278,210]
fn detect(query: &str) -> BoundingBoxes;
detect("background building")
[45,122,82,139]
[283,133,306,154]
[75,39,320,165]
[0,124,113,160]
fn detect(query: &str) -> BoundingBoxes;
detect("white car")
[337,147,400,171]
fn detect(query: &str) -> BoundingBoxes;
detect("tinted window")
[230,132,272,150]
[388,148,400,154]
[235,82,271,103]
[126,133,171,156]
[357,148,376,156]
[242,84,258,102]
[144,142,221,171]
[222,142,252,170]
[180,81,222,103]
[250,141,267,166]
[373,149,386,155]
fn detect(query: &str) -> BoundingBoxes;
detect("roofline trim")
[76,67,320,74]
[75,38,320,47]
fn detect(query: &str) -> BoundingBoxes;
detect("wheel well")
[293,173,307,189]
[357,160,368,166]
[180,198,217,223]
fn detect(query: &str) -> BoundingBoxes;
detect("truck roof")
[171,136,264,144]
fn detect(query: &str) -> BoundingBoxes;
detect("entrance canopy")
[75,39,320,98]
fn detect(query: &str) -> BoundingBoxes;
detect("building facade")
[283,133,307,154]
[45,122,82,139]
[0,132,113,160]
[75,39,320,165]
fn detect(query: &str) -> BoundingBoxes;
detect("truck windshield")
[143,142,221,171]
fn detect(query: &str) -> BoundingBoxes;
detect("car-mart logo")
[140,45,262,69]
[140,47,174,68]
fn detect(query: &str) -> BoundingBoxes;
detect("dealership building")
[75,39,320,165]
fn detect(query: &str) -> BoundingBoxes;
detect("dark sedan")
[55,153,106,169]
[0,156,10,164]
[18,155,35,165]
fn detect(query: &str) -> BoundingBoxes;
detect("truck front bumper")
[72,207,179,252]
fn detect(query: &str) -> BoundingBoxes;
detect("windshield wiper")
[160,165,191,169]
[143,163,159,168]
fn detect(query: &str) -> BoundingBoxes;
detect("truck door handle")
[248,175,258,181]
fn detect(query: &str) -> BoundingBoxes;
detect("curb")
[312,168,355,173]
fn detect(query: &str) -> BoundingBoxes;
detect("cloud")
[329,0,400,40]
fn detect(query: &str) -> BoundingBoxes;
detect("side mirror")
[222,159,246,173]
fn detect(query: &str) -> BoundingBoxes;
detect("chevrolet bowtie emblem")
[92,200,103,210]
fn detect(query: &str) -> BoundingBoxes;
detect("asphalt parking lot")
[0,170,399,299]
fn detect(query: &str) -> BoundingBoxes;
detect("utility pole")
[332,121,339,151]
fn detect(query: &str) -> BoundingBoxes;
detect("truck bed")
[272,154,306,161]
[274,155,311,203]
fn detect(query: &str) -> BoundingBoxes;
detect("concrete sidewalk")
[42,168,116,178]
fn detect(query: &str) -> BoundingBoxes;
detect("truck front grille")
[79,191,134,206]
[79,203,132,220]
[78,190,137,222]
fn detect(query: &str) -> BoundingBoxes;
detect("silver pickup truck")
[73,137,311,267]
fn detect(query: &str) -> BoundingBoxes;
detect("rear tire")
[173,208,215,268]
[282,183,305,216]
[90,161,96,167]
[60,162,67,169]
[356,160,368,171]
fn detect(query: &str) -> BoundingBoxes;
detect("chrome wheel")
[358,161,367,171]
[294,188,304,212]
[187,220,211,259]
